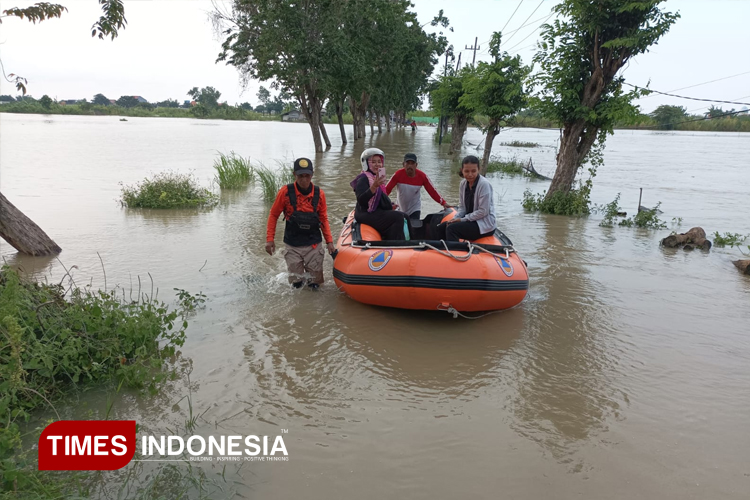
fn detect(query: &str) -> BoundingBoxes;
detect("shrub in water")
[120,171,218,209]
[486,157,527,176]
[0,265,205,493]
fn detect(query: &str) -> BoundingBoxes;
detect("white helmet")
[360,148,385,171]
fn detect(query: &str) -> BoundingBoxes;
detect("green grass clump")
[499,140,540,148]
[486,158,528,176]
[120,171,218,209]
[0,265,205,494]
[214,151,254,189]
[596,193,668,229]
[256,163,295,202]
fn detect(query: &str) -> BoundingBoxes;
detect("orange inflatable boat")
[332,209,529,314]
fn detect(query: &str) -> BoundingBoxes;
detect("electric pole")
[465,37,480,66]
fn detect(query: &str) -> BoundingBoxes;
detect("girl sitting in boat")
[350,148,409,240]
[440,155,496,242]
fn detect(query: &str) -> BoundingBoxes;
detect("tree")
[460,33,529,174]
[240,102,252,110]
[431,65,477,154]
[0,95,15,102]
[93,93,110,105]
[706,105,734,119]
[187,86,221,109]
[156,98,180,108]
[39,94,53,109]
[534,0,678,200]
[650,105,687,129]
[116,95,139,108]
[256,86,271,107]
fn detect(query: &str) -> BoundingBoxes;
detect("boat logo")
[368,250,393,272]
[495,256,514,277]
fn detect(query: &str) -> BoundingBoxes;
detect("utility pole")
[438,48,453,145]
[465,37,480,66]
[455,53,462,72]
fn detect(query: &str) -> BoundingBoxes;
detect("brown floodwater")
[2,113,749,498]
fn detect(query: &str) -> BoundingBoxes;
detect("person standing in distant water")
[385,153,449,220]
[440,155,496,242]
[266,158,335,289]
[351,148,408,240]
[410,119,417,132]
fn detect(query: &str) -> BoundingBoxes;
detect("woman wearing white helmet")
[349,148,408,240]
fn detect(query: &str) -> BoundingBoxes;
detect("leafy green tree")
[650,105,687,129]
[0,95,15,102]
[93,93,110,106]
[706,105,734,119]
[240,102,253,110]
[256,86,271,107]
[460,33,529,174]
[156,98,180,108]
[534,0,679,199]
[116,95,139,108]
[431,65,477,153]
[187,86,221,109]
[39,94,53,110]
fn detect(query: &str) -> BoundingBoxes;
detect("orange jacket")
[266,183,333,243]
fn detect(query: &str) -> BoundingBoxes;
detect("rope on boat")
[347,240,515,262]
[436,304,505,320]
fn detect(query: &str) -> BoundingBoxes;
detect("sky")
[0,0,748,114]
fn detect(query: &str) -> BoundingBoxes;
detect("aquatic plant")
[255,163,294,202]
[486,157,528,176]
[0,264,206,494]
[712,232,748,248]
[597,193,623,227]
[120,171,218,209]
[213,151,254,189]
[597,194,668,229]
[499,140,540,148]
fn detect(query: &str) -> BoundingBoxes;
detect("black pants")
[409,211,421,220]
[439,220,494,242]
[355,209,407,240]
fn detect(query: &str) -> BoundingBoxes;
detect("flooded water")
[2,113,749,498]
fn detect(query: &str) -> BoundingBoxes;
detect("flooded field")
[2,113,749,498]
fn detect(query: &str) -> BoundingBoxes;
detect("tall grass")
[499,140,540,148]
[120,171,218,209]
[213,151,254,189]
[255,163,295,202]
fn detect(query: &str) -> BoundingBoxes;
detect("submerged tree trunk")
[298,86,323,153]
[335,100,347,145]
[0,192,62,256]
[318,103,331,150]
[546,121,598,197]
[480,121,500,175]
[348,92,370,141]
[369,109,374,135]
[375,111,382,133]
[385,113,391,132]
[450,113,469,154]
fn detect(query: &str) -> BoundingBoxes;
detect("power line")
[640,70,750,99]
[505,11,555,53]
[501,0,525,34]
[503,0,546,46]
[624,82,750,106]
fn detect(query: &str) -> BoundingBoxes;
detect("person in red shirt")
[385,153,449,220]
[266,158,334,289]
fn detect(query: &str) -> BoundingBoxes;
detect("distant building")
[60,99,81,106]
[132,96,149,103]
[281,110,305,122]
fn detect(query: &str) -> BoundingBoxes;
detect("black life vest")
[284,183,323,247]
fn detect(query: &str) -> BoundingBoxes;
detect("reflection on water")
[511,217,623,465]
[2,114,750,499]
